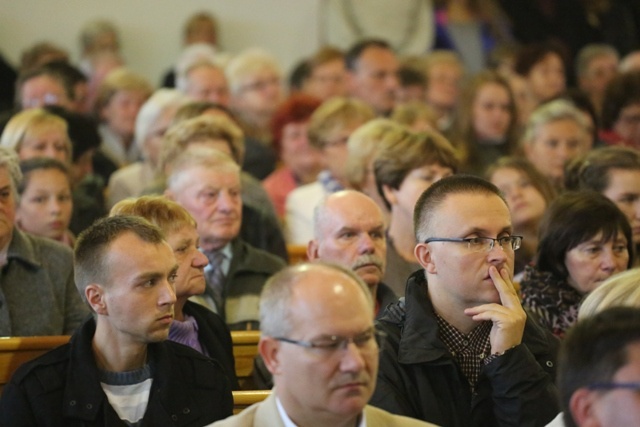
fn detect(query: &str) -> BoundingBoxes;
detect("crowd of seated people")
[1,3,640,425]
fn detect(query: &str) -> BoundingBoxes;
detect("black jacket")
[370,270,560,427]
[0,318,233,426]
[183,300,240,390]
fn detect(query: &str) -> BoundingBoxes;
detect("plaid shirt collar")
[435,314,492,390]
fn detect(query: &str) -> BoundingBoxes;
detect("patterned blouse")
[520,265,584,338]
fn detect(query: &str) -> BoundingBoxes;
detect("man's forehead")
[433,191,510,223]
[324,200,383,232]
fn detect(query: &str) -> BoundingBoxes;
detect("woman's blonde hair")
[0,108,71,161]
[579,269,640,319]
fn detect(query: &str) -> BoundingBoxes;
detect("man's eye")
[312,340,341,350]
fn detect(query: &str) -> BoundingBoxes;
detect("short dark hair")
[559,307,640,427]
[602,71,640,130]
[74,216,165,305]
[565,146,640,193]
[288,59,311,92]
[16,63,76,106]
[536,191,634,279]
[345,39,392,71]
[413,174,505,242]
[514,42,567,77]
[397,66,426,87]
[18,157,71,196]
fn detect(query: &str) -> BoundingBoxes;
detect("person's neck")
[388,213,417,262]
[427,279,479,334]
[92,319,149,372]
[174,298,187,322]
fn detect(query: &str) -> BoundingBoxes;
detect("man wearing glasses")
[554,307,640,427]
[370,175,560,426]
[214,262,435,426]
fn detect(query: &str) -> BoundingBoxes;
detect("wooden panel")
[232,390,271,414]
[287,245,308,265]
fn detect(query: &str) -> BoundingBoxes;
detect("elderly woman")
[110,195,239,389]
[345,118,409,217]
[226,49,283,145]
[374,129,458,296]
[566,146,640,254]
[522,99,592,189]
[0,146,88,336]
[262,94,322,217]
[107,89,186,208]
[0,108,71,163]
[487,156,557,275]
[94,68,152,168]
[285,97,375,244]
[520,191,634,338]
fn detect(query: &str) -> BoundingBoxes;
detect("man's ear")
[569,388,600,427]
[86,283,108,315]
[381,184,397,207]
[259,337,283,376]
[415,242,437,274]
[307,239,320,260]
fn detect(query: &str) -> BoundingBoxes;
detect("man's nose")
[339,341,366,373]
[159,278,177,306]
[358,233,376,254]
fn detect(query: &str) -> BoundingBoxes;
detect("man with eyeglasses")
[214,262,436,427]
[553,307,640,427]
[370,175,560,426]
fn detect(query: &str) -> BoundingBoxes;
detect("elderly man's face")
[348,46,399,116]
[310,193,386,289]
[169,165,242,252]
[0,168,16,248]
[185,65,230,107]
[267,268,377,424]
[233,68,282,117]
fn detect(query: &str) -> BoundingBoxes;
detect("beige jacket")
[212,392,438,427]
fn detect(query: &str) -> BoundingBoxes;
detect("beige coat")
[212,392,438,427]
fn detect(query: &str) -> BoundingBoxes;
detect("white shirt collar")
[275,395,366,427]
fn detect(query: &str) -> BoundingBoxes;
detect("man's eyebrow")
[457,226,513,236]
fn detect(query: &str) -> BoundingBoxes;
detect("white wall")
[0,0,322,85]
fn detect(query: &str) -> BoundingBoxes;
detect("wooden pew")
[0,335,70,393]
[230,330,260,388]
[0,331,260,392]
[287,244,308,265]
[232,390,271,414]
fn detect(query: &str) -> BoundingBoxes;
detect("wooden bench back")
[0,331,261,392]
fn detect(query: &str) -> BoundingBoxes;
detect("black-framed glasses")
[424,235,523,252]
[588,382,640,392]
[273,328,385,357]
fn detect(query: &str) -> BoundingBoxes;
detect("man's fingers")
[489,266,519,307]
